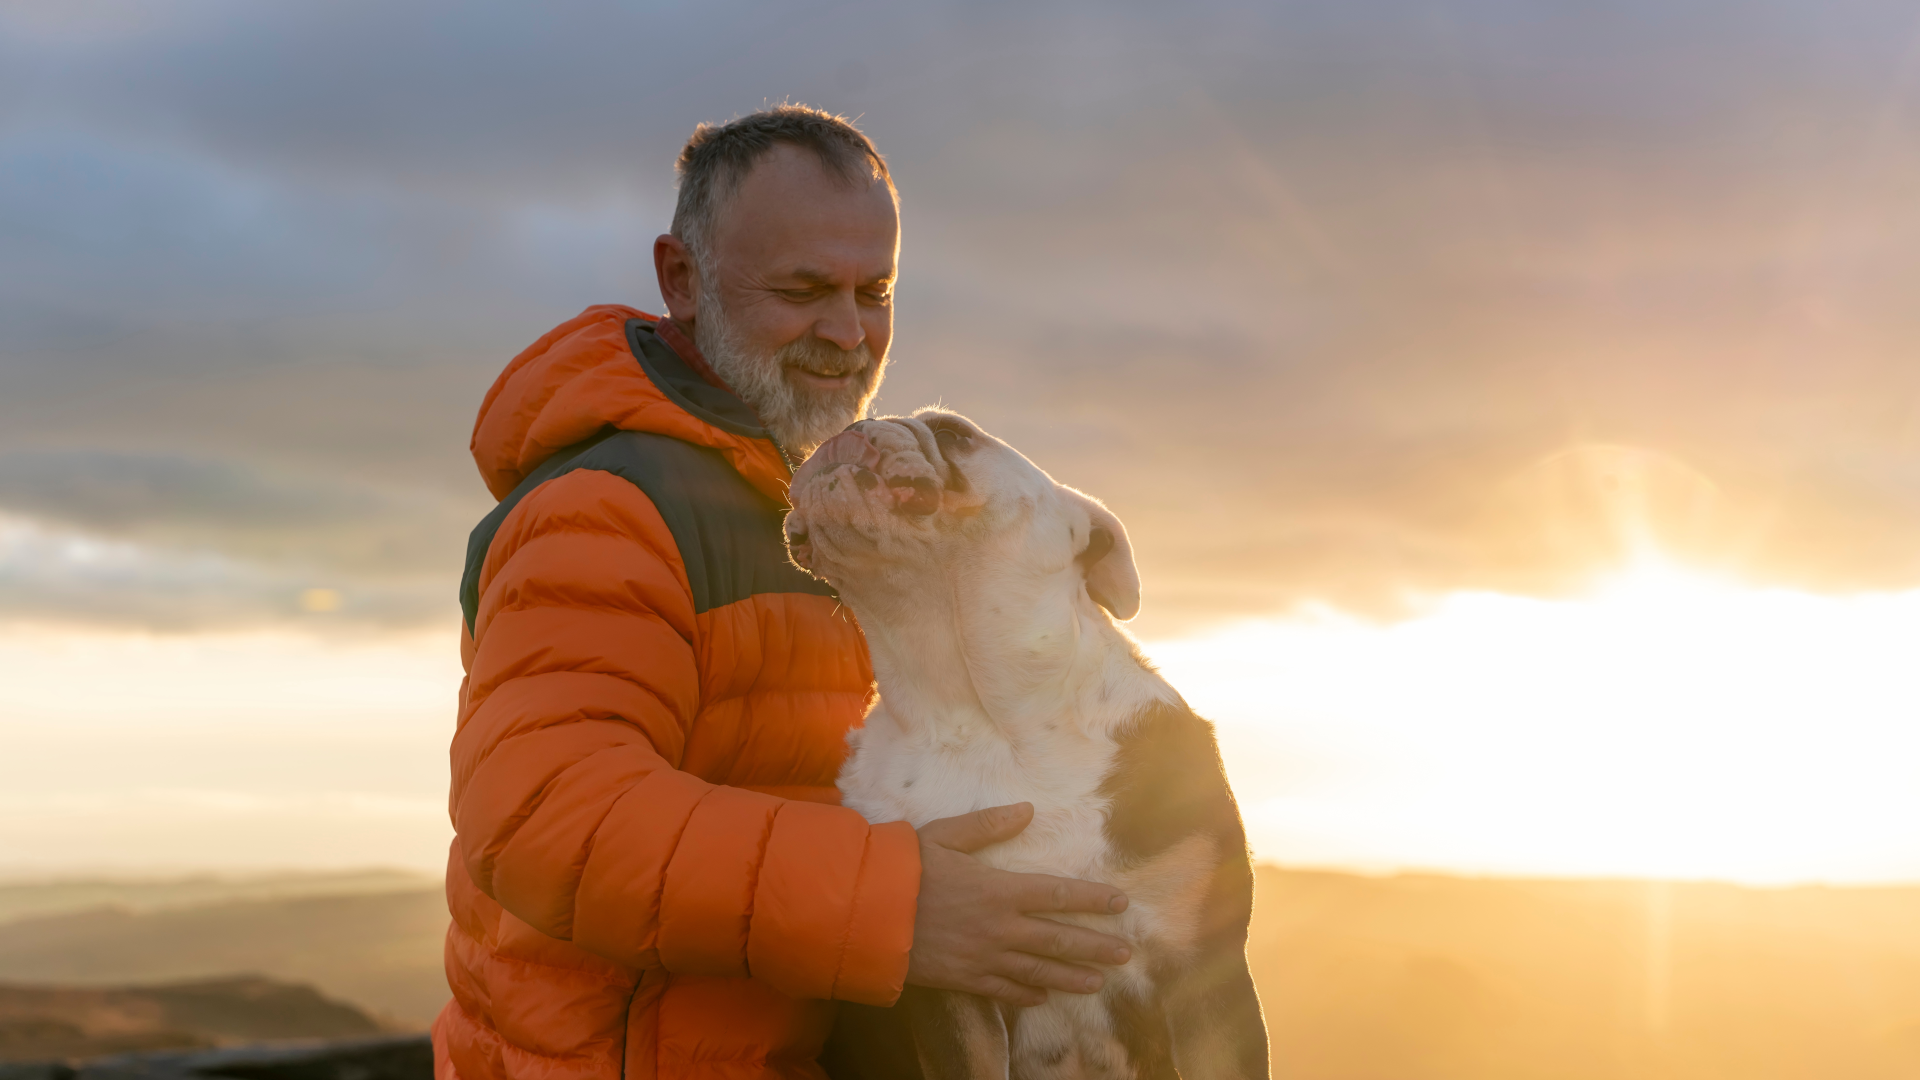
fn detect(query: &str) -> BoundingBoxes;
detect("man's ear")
[654,233,700,321]
[1062,487,1141,621]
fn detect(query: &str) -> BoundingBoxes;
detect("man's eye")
[780,289,822,301]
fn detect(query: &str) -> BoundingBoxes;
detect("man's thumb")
[920,802,1033,854]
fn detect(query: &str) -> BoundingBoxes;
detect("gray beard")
[692,282,887,461]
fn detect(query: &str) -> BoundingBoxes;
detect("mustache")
[777,336,874,378]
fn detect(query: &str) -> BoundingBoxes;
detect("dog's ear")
[1062,487,1140,621]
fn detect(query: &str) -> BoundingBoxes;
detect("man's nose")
[812,291,866,352]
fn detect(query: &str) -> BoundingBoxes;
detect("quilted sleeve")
[451,467,919,1005]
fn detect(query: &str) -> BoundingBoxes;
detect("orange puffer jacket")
[432,305,920,1080]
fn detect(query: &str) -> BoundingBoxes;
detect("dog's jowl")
[786,410,1270,1080]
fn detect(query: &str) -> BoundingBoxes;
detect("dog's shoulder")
[1098,697,1244,866]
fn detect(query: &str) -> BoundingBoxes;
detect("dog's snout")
[791,420,942,521]
[890,475,940,516]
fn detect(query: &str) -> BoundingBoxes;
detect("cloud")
[0,512,451,632]
[0,449,473,631]
[3,0,1920,635]
[0,445,468,554]
[0,450,387,535]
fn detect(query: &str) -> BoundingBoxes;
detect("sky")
[2,0,1919,881]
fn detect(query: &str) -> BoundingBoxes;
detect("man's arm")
[452,466,917,1003]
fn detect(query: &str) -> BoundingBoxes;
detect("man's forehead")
[711,145,898,268]
[727,142,890,202]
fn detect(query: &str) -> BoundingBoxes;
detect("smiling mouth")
[788,365,863,382]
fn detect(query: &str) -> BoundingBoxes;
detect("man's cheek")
[862,313,892,364]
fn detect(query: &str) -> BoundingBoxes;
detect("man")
[434,107,1135,1080]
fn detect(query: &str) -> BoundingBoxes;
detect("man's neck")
[655,317,741,401]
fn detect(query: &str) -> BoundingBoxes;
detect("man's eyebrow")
[783,267,897,287]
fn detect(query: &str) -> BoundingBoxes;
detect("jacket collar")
[624,319,796,469]
[654,318,742,403]
[471,305,797,504]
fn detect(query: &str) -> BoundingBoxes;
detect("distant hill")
[1252,868,1920,1080]
[0,890,448,1028]
[0,867,1916,1078]
[0,976,384,1062]
[0,871,437,926]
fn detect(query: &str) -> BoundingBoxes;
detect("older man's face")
[685,145,900,458]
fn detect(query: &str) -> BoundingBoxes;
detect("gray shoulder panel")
[460,431,833,631]
[570,431,835,614]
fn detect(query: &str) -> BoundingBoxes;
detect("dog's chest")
[838,705,1123,880]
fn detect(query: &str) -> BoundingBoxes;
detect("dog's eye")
[934,426,966,452]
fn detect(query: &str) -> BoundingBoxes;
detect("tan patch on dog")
[1012,991,1128,1079]
[923,993,1009,1080]
[1114,832,1221,963]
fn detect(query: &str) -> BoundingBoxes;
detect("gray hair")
[671,104,895,267]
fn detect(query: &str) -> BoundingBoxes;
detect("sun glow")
[1145,560,1920,885]
[3,560,1917,883]
[0,626,459,874]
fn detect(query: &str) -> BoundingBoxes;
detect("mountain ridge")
[0,867,1914,1077]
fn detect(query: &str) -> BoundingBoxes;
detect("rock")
[0,978,387,1064]
[0,1062,77,1080]
[58,1035,430,1080]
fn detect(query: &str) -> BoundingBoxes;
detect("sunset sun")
[1149,557,1920,885]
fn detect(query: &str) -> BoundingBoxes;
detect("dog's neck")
[841,529,1169,742]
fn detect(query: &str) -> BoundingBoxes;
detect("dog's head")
[783,408,1140,621]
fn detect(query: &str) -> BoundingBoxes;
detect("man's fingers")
[1011,917,1133,966]
[919,802,1034,854]
[1004,870,1129,916]
[993,951,1106,996]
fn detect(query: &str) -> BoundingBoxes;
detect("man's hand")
[906,802,1132,1007]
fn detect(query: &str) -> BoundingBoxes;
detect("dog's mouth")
[784,519,813,568]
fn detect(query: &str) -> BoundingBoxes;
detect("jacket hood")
[470,305,793,503]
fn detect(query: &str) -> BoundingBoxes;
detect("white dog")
[785,409,1268,1079]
